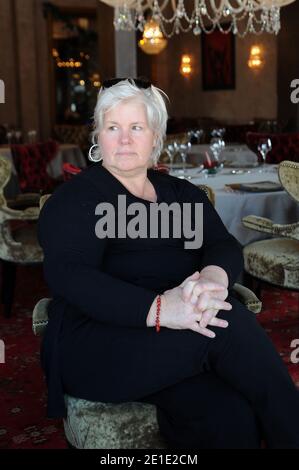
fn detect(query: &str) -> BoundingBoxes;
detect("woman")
[38,78,299,449]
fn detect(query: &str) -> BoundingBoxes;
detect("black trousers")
[60,296,299,449]
[138,371,262,449]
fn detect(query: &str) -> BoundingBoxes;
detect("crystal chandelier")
[138,19,168,54]
[99,0,295,38]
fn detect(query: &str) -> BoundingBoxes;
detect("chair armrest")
[39,194,51,210]
[32,298,51,336]
[274,221,299,240]
[7,193,41,210]
[242,215,275,234]
[232,283,262,314]
[2,205,40,221]
[242,215,299,240]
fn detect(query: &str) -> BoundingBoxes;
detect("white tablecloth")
[171,165,299,245]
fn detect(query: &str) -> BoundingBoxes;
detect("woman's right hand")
[157,272,231,338]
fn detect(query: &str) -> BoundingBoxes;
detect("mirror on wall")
[45,4,100,125]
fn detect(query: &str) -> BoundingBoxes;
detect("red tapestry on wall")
[201,28,235,91]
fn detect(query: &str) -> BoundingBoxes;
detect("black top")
[38,162,244,417]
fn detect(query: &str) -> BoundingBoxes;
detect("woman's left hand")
[180,267,232,330]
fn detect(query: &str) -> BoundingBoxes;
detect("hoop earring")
[88,144,102,163]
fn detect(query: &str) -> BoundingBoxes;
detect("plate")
[225,181,283,192]
[223,161,259,169]
[167,162,195,169]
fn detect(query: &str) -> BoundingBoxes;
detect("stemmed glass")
[211,128,226,139]
[15,130,22,144]
[209,136,225,172]
[257,138,272,171]
[28,130,37,144]
[7,131,13,145]
[164,141,179,172]
[187,129,204,145]
[178,141,191,177]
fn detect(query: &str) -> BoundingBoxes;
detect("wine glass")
[15,130,22,144]
[209,136,225,171]
[7,131,13,145]
[257,138,272,171]
[28,130,37,144]
[164,140,180,172]
[211,128,226,139]
[187,128,204,145]
[178,142,191,178]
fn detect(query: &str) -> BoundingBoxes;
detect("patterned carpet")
[0,265,298,449]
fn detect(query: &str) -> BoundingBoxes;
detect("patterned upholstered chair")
[242,160,299,293]
[10,141,59,193]
[32,296,168,449]
[224,123,258,144]
[33,290,261,449]
[246,132,299,164]
[32,184,262,449]
[53,125,90,156]
[0,156,43,317]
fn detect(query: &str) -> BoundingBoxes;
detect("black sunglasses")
[102,77,151,90]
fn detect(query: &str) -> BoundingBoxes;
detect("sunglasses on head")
[102,77,151,90]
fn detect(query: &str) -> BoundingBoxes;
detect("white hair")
[91,79,169,165]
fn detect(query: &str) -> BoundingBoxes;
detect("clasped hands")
[179,268,232,338]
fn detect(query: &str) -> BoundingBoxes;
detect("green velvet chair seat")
[244,238,299,289]
[32,282,262,449]
[64,395,167,449]
[242,160,299,291]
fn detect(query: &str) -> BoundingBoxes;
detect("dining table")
[0,143,87,198]
[170,163,299,246]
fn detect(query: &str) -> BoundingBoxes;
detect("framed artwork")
[201,29,235,91]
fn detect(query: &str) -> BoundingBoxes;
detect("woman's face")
[99,99,156,174]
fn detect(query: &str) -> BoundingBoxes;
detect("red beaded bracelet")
[155,295,162,333]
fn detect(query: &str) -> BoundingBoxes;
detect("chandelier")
[99,0,295,38]
[138,19,168,54]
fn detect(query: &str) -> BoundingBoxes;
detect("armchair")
[0,156,43,317]
[242,160,299,292]
[32,181,262,449]
[246,132,299,164]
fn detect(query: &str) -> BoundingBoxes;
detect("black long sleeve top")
[38,162,244,417]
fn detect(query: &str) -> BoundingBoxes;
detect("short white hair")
[91,79,169,165]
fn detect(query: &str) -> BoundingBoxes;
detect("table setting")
[161,131,299,245]
[167,162,299,245]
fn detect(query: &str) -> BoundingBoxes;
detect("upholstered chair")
[242,160,299,294]
[0,156,43,317]
[246,132,299,164]
[33,182,262,449]
[53,124,90,156]
[10,141,58,193]
[33,292,262,448]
